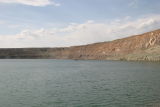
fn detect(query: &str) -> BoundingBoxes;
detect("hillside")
[0,29,160,61]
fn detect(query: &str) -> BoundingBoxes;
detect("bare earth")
[0,29,160,61]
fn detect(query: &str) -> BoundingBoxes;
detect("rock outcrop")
[0,29,160,61]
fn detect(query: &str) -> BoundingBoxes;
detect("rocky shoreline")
[0,29,160,61]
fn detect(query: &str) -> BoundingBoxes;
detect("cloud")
[0,14,160,48]
[128,0,139,8]
[0,0,60,6]
[0,20,6,25]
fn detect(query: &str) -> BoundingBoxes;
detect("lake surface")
[0,59,160,107]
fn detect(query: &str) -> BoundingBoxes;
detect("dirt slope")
[0,29,160,61]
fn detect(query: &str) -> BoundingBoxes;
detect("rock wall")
[0,29,160,61]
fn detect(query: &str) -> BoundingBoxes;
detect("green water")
[0,59,160,107]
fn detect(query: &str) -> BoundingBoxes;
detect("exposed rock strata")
[0,29,160,61]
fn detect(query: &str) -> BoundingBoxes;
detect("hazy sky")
[0,0,160,48]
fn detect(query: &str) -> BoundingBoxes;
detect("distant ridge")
[0,29,160,61]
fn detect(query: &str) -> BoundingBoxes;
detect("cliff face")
[62,29,160,61]
[0,29,160,61]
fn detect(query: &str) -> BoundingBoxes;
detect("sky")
[0,0,160,48]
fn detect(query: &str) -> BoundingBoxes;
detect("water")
[0,59,160,107]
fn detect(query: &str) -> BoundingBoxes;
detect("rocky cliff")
[0,29,160,61]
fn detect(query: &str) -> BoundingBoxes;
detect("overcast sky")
[0,0,160,48]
